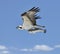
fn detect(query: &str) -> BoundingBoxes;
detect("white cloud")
[54,45,60,48]
[0,44,60,53]
[20,48,33,52]
[20,48,29,51]
[33,45,54,51]
[2,51,9,54]
[0,45,7,50]
[0,45,9,54]
[20,45,54,52]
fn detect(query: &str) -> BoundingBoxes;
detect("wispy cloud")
[33,45,54,51]
[0,44,60,53]
[1,51,9,54]
[20,48,33,52]
[54,45,60,48]
[19,44,60,52]
[0,45,7,50]
[20,45,54,52]
[0,45,10,54]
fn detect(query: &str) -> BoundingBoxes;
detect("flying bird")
[16,7,46,33]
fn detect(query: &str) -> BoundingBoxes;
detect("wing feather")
[28,7,40,16]
[21,7,40,26]
[22,15,33,26]
[27,7,40,25]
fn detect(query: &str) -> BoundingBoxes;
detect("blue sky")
[0,0,60,54]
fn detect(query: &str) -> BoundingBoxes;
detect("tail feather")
[28,28,46,33]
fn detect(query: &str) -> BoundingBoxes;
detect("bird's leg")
[34,25,45,28]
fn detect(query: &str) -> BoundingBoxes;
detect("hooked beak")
[16,26,19,29]
[16,26,22,30]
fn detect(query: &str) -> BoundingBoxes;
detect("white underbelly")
[23,25,33,30]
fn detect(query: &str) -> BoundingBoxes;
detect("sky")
[0,0,60,54]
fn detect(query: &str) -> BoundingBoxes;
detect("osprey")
[16,7,46,33]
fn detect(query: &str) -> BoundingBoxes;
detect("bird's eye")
[20,27,22,29]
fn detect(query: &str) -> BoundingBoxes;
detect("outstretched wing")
[21,12,34,27]
[27,7,40,25]
[28,7,40,16]
[21,7,40,25]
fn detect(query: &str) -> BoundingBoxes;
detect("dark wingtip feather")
[35,16,41,19]
[21,7,40,16]
[29,7,35,11]
[21,12,27,16]
[29,7,40,12]
[33,7,40,12]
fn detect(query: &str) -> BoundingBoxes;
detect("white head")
[16,25,23,30]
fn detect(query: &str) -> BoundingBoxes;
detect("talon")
[42,26,45,28]
[44,29,46,33]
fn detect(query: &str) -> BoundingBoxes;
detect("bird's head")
[16,25,23,30]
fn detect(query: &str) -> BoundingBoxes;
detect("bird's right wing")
[27,7,40,25]
[21,7,40,26]
[21,15,33,26]
[27,7,40,16]
[27,7,40,18]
